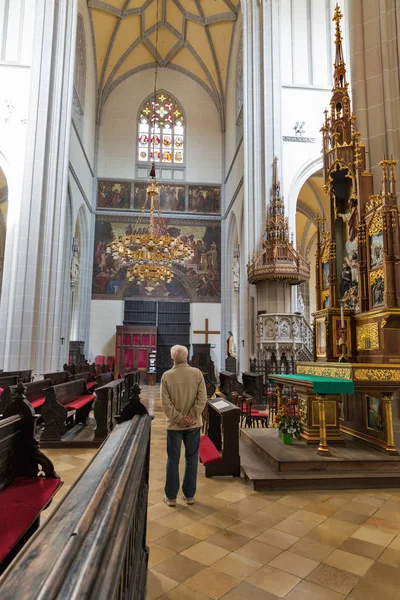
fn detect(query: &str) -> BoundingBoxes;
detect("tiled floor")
[46,386,400,599]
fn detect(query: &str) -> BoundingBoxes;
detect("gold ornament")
[370,268,384,286]
[354,369,400,381]
[356,323,379,350]
[368,210,384,237]
[297,365,352,380]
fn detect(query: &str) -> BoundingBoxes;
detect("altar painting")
[92,218,221,302]
[316,319,326,356]
[366,396,383,432]
[370,233,384,269]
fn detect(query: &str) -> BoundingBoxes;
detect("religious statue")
[233,255,240,294]
[226,331,235,357]
[70,238,80,286]
[297,292,305,315]
[341,260,352,294]
[338,196,358,242]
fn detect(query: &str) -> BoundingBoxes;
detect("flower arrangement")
[275,400,301,438]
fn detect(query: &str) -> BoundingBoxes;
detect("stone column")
[0,1,78,373]
[349,0,400,186]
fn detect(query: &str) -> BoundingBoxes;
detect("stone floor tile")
[152,554,205,583]
[146,569,178,600]
[155,531,199,553]
[351,524,397,546]
[206,530,249,552]
[148,543,177,568]
[147,522,175,542]
[377,547,400,568]
[159,583,209,600]
[200,510,239,528]
[306,562,359,595]
[245,564,300,598]
[181,541,230,566]
[284,580,346,600]
[256,528,299,550]
[235,539,282,563]
[289,538,335,561]
[268,549,319,577]
[273,517,317,538]
[277,495,312,509]
[179,520,221,540]
[213,551,263,580]
[226,519,267,539]
[221,581,280,599]
[324,548,373,576]
[185,567,239,599]
[339,536,385,560]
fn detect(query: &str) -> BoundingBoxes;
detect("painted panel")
[92,216,221,302]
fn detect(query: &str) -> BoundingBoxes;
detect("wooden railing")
[0,414,152,600]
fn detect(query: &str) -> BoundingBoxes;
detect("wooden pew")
[43,371,69,386]
[242,372,264,406]
[94,377,125,441]
[124,370,140,399]
[68,371,98,392]
[0,370,32,383]
[41,380,96,442]
[0,379,53,414]
[202,397,241,478]
[218,370,244,402]
[0,384,62,573]
[0,414,151,599]
[0,375,20,389]
[96,370,114,386]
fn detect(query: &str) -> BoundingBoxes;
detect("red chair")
[105,356,115,370]
[243,396,268,428]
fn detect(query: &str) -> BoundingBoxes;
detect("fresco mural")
[97,180,221,214]
[92,217,221,302]
[133,183,185,212]
[188,185,221,213]
[97,180,131,209]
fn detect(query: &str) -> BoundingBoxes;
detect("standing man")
[161,345,207,506]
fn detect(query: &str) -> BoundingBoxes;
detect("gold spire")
[332,3,347,90]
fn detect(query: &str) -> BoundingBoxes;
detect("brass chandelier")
[107,0,192,289]
[108,171,192,288]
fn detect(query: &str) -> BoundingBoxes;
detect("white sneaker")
[183,495,195,505]
[163,495,176,507]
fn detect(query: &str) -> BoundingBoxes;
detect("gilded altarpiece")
[308,5,400,454]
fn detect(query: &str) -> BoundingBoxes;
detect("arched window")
[74,14,86,112]
[137,92,185,165]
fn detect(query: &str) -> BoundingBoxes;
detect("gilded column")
[382,395,398,454]
[316,394,331,456]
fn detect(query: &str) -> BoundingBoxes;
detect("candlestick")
[340,304,344,328]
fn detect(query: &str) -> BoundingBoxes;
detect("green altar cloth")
[268,373,354,395]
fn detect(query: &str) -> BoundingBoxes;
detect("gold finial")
[333,3,343,44]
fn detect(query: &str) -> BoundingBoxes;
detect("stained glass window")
[138,92,185,164]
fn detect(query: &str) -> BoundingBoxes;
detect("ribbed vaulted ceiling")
[87,0,240,116]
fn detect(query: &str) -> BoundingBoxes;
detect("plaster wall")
[89,299,124,361]
[97,68,222,184]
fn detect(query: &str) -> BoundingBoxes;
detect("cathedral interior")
[1,0,400,598]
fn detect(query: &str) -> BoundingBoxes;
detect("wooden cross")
[193,318,220,344]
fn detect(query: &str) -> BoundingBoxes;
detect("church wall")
[88,299,124,360]
[97,68,222,184]
[69,127,95,205]
[279,0,348,233]
[76,0,96,169]
[349,0,400,187]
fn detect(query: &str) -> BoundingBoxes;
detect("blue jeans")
[165,428,200,500]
